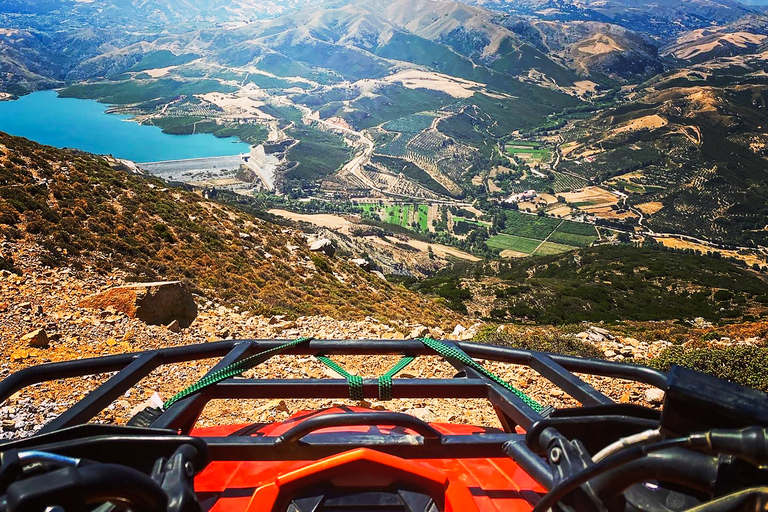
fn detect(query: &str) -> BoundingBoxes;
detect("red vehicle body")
[192,407,543,512]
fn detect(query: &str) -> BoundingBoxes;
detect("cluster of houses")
[503,190,538,204]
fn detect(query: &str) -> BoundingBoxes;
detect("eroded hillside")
[0,132,461,327]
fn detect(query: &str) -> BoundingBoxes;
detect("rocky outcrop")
[79,281,197,328]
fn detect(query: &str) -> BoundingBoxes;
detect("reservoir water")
[0,90,250,162]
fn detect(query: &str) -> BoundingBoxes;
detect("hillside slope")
[553,69,768,246]
[410,244,768,324]
[0,131,460,327]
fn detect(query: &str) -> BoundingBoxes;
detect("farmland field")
[379,114,437,156]
[506,170,587,194]
[360,203,430,232]
[556,221,599,236]
[505,141,551,160]
[533,242,575,255]
[547,230,597,247]
[502,211,561,239]
[487,234,542,254]
[418,204,429,231]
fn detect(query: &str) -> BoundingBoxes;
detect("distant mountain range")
[2,0,768,248]
[0,0,320,25]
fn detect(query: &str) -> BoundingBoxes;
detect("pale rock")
[409,326,430,339]
[588,332,605,343]
[452,325,466,338]
[622,337,641,348]
[349,258,371,271]
[430,328,445,339]
[692,317,713,328]
[22,328,48,348]
[644,388,665,404]
[403,407,436,424]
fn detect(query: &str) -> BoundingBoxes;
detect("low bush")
[647,346,768,392]
[474,326,604,359]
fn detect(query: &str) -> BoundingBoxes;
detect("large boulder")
[80,281,198,328]
[309,239,336,257]
[349,258,371,271]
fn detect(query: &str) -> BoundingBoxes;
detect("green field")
[418,205,429,231]
[547,221,599,247]
[556,221,600,236]
[506,142,551,160]
[534,241,576,255]
[547,230,597,247]
[453,217,490,227]
[502,211,561,239]
[487,234,542,254]
[361,203,430,232]
[492,212,597,254]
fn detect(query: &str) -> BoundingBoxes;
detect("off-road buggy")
[0,336,765,511]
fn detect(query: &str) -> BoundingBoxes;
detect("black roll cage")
[0,338,669,492]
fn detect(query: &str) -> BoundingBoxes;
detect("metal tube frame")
[0,338,668,490]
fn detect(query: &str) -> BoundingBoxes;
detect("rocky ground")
[0,239,764,440]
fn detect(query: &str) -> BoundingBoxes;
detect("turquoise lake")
[0,90,250,162]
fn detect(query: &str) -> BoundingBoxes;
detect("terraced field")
[379,114,437,157]
[506,170,587,194]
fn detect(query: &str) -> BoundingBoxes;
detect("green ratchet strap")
[317,356,364,401]
[164,337,314,409]
[418,337,545,413]
[316,355,415,401]
[379,356,415,401]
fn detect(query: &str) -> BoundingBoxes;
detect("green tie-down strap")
[164,336,314,409]
[418,337,545,413]
[316,355,415,401]
[378,356,415,401]
[317,356,364,401]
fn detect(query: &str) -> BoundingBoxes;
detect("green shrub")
[474,326,604,359]
[713,289,733,302]
[647,346,768,392]
[311,254,332,273]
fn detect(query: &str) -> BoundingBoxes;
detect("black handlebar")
[276,412,443,445]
